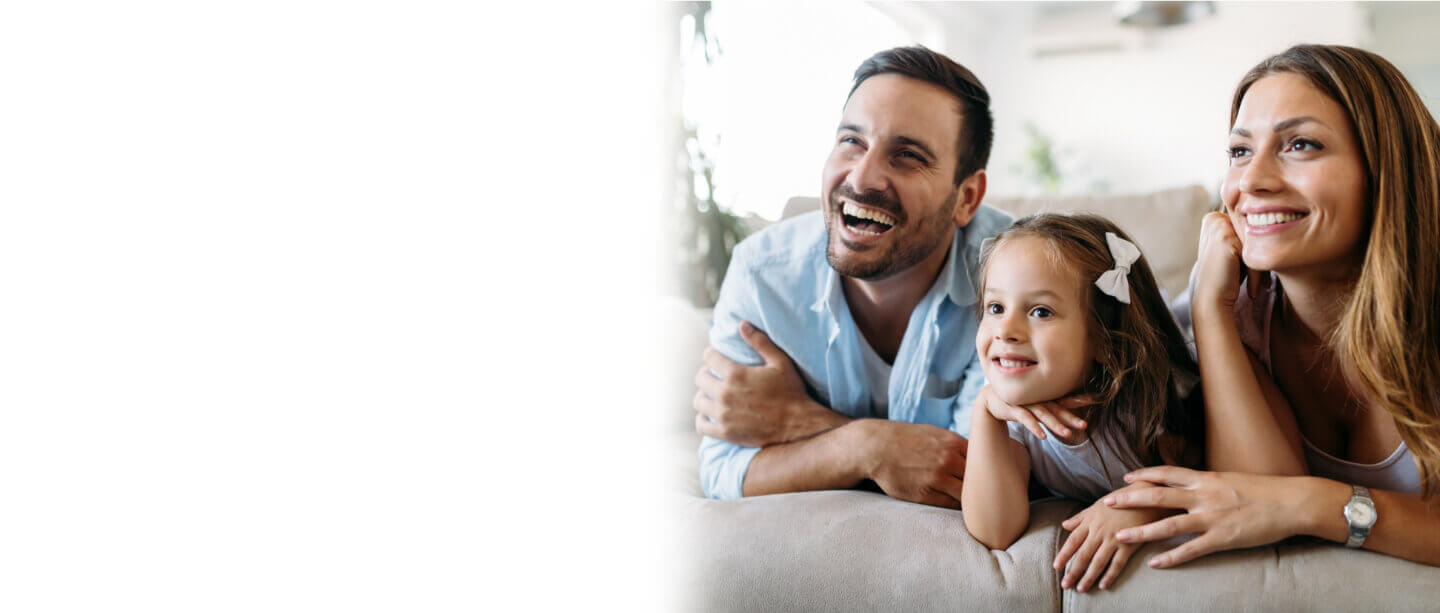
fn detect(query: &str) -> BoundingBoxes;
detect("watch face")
[1347,501,1376,526]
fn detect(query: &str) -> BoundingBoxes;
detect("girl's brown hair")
[980,213,1203,467]
[1231,44,1440,496]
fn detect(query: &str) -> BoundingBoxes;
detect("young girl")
[960,213,1203,592]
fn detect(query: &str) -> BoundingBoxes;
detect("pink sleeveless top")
[1233,273,1422,493]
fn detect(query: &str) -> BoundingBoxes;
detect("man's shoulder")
[730,210,828,274]
[964,204,1015,245]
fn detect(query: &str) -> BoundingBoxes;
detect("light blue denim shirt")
[699,205,1014,499]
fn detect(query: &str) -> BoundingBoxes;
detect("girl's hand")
[1194,212,1261,313]
[977,386,1091,444]
[1104,466,1308,569]
[1053,482,1173,592]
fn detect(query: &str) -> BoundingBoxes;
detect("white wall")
[702,1,1440,218]
[924,1,1372,200]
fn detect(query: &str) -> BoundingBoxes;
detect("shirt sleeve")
[949,352,988,438]
[698,245,765,499]
[1008,422,1141,502]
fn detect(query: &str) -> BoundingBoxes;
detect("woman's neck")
[1273,265,1358,348]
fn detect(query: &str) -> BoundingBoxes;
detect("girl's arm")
[1191,213,1305,475]
[961,388,1033,550]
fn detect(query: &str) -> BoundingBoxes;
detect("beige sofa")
[664,185,1440,611]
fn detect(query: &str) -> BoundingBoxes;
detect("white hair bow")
[1095,232,1141,304]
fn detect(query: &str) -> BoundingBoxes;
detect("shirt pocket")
[915,392,960,428]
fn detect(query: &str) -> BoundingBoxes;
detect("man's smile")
[841,201,897,236]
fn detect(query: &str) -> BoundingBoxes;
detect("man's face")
[821,73,971,280]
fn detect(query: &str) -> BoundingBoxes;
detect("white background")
[0,2,667,610]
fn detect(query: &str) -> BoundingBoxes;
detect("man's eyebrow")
[896,136,938,161]
[837,123,861,134]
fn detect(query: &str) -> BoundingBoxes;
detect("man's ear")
[951,169,987,227]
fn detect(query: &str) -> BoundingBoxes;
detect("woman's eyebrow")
[1231,116,1323,137]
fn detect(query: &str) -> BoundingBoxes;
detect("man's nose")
[846,150,890,195]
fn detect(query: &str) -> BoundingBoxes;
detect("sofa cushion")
[1064,537,1440,612]
[678,491,1082,611]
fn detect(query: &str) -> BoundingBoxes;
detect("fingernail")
[740,321,753,332]
[1103,496,1115,506]
[1059,428,1070,436]
[1148,557,1161,568]
[1116,530,1129,541]
[1123,474,1134,482]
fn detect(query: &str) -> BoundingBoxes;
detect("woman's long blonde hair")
[1232,45,1440,496]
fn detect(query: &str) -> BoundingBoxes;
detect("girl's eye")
[1029,306,1053,319]
[985,302,1003,315]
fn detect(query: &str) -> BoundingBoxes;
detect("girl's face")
[976,237,1094,407]
[1222,72,1369,276]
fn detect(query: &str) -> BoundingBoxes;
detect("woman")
[1104,44,1440,568]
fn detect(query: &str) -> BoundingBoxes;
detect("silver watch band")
[1345,485,1374,548]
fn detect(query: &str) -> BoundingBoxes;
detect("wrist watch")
[1342,484,1377,548]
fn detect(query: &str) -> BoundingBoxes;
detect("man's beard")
[824,185,958,281]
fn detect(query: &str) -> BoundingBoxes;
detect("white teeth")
[998,358,1032,369]
[1245,211,1306,227]
[842,201,897,227]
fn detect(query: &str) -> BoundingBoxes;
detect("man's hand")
[694,321,845,447]
[858,420,970,509]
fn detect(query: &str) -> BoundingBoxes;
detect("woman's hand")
[1103,466,1312,569]
[1193,212,1260,314]
[977,386,1091,444]
[1053,482,1175,592]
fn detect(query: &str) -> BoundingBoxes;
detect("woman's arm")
[1107,466,1440,567]
[961,390,1033,550]
[1191,212,1305,475]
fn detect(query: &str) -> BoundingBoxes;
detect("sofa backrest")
[781,184,1214,300]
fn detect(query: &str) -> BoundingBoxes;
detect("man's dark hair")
[848,46,993,185]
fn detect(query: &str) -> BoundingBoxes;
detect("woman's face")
[1222,73,1369,276]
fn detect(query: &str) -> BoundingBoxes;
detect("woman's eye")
[1226,145,1250,159]
[1029,306,1053,319]
[986,302,1003,315]
[1288,138,1323,152]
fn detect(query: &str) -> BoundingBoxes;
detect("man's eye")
[898,150,924,161]
[1029,306,1053,318]
[840,136,861,146]
[986,302,1003,315]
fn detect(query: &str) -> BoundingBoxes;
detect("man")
[694,46,1013,508]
